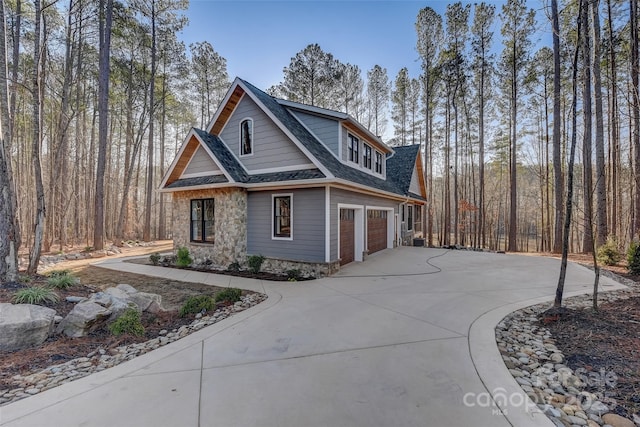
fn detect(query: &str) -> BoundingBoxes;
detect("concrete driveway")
[0,248,624,427]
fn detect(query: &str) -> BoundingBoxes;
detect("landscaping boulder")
[0,303,57,351]
[88,291,136,321]
[56,301,112,337]
[128,292,162,313]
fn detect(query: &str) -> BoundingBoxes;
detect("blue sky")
[179,0,522,91]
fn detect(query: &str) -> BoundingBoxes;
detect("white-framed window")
[240,118,253,156]
[363,144,372,169]
[375,151,383,174]
[348,134,359,163]
[272,194,293,240]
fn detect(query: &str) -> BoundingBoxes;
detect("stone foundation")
[260,257,341,278]
[172,188,247,268]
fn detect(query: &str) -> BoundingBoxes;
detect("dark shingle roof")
[193,129,248,182]
[166,175,228,189]
[240,79,420,198]
[386,145,421,195]
[247,169,325,184]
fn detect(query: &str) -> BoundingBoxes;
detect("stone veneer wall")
[172,188,247,268]
[260,257,341,278]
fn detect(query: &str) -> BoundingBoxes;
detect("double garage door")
[339,208,388,266]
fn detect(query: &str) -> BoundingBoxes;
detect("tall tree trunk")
[27,0,45,275]
[143,0,156,242]
[508,44,518,252]
[0,0,19,282]
[552,0,564,253]
[632,0,640,238]
[556,1,582,308]
[591,0,607,246]
[582,1,594,253]
[93,0,113,250]
[606,0,620,239]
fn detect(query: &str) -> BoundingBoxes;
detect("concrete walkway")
[0,248,625,427]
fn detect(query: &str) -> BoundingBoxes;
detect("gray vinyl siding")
[409,167,421,195]
[219,95,312,171]
[329,188,398,262]
[292,111,340,155]
[247,188,325,262]
[182,146,221,176]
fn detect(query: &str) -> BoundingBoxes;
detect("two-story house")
[160,78,427,276]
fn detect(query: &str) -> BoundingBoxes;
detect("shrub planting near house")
[286,269,301,281]
[176,247,192,268]
[215,288,242,304]
[149,252,161,266]
[247,255,265,274]
[12,287,59,305]
[109,308,145,336]
[179,295,215,317]
[227,261,241,272]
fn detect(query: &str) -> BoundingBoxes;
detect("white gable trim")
[181,171,224,179]
[205,77,243,134]
[159,128,198,189]
[192,133,236,184]
[236,80,334,179]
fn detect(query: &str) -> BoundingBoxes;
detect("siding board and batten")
[182,145,221,176]
[219,96,312,171]
[247,188,325,262]
[292,111,340,156]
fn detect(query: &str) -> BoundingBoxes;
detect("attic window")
[240,119,253,156]
[363,144,372,169]
[348,134,359,163]
[375,151,383,174]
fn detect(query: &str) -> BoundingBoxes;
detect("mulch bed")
[542,294,640,419]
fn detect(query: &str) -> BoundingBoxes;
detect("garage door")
[367,210,387,254]
[340,209,355,266]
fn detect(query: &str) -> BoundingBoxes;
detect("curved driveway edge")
[0,249,627,427]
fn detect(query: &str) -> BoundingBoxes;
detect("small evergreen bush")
[628,241,640,275]
[149,252,161,266]
[286,269,301,281]
[179,295,215,317]
[12,287,59,305]
[215,288,242,304]
[109,308,145,336]
[247,255,265,274]
[227,261,241,272]
[176,247,192,268]
[596,237,622,266]
[47,271,79,289]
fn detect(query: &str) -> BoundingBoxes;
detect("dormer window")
[375,151,383,174]
[363,144,372,169]
[240,118,253,156]
[348,134,359,163]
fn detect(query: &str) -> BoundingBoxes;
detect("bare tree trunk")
[143,0,156,242]
[0,0,19,282]
[606,0,620,240]
[93,0,112,250]
[582,1,594,253]
[556,1,582,308]
[27,0,45,275]
[552,0,564,253]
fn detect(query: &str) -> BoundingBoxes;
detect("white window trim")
[374,150,383,175]
[272,193,293,241]
[347,133,359,164]
[239,117,254,158]
[363,143,373,170]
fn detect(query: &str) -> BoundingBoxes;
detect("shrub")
[149,252,161,266]
[12,287,59,305]
[47,271,79,289]
[109,308,145,336]
[596,237,622,266]
[628,241,640,275]
[179,295,215,317]
[176,247,192,268]
[286,269,301,281]
[227,261,241,272]
[47,269,71,277]
[215,288,242,304]
[247,255,265,274]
